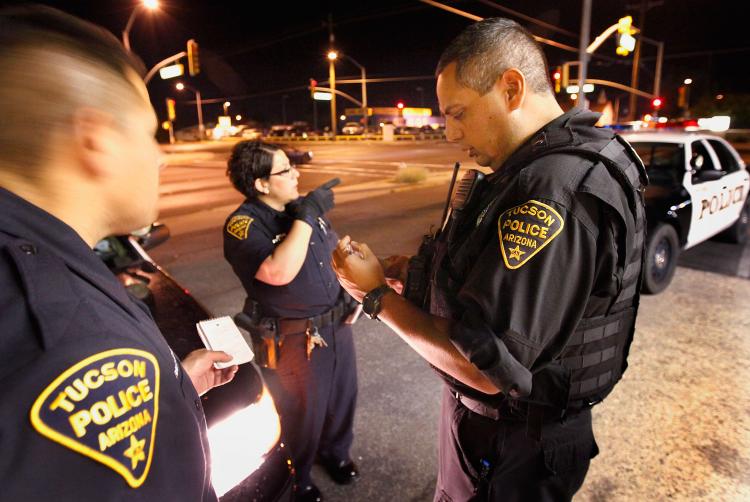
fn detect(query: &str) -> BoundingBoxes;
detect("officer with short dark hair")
[0,5,237,500]
[224,141,360,502]
[333,18,647,502]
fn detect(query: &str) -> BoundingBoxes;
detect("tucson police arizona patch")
[226,215,253,240]
[30,349,160,488]
[498,200,564,269]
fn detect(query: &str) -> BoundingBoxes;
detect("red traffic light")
[309,78,318,89]
[396,101,405,109]
[552,71,561,81]
[651,97,663,109]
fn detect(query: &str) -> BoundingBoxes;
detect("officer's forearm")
[378,291,501,395]
[256,220,312,285]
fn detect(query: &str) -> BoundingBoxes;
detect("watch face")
[362,293,378,320]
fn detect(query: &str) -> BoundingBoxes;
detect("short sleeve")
[223,214,276,280]
[455,198,599,369]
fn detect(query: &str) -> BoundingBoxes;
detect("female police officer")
[223,141,359,502]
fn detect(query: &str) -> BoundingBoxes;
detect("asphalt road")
[152,140,750,501]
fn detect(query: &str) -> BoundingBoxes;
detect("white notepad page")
[196,316,254,369]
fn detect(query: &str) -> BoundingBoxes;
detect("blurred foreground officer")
[333,18,647,502]
[0,6,237,500]
[224,141,359,502]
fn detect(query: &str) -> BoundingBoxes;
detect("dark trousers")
[435,386,598,502]
[261,323,358,487]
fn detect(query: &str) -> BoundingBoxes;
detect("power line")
[475,0,578,38]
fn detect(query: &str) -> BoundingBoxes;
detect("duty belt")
[453,391,569,441]
[277,299,352,335]
[453,392,565,423]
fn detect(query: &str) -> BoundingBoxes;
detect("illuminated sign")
[313,92,333,101]
[159,63,184,80]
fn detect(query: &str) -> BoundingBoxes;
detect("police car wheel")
[726,202,750,245]
[643,224,679,294]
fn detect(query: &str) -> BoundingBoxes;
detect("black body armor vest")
[428,122,648,413]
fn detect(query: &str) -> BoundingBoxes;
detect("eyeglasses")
[268,164,297,178]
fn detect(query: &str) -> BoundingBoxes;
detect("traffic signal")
[396,101,405,109]
[552,66,562,93]
[616,16,636,56]
[166,98,176,121]
[186,39,200,76]
[651,97,663,110]
[309,78,318,98]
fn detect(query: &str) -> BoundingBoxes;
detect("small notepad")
[196,316,254,369]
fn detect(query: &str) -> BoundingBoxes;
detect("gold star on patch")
[124,434,146,470]
[508,245,526,261]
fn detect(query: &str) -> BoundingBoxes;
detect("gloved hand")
[289,178,339,227]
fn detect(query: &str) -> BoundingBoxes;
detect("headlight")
[207,387,281,497]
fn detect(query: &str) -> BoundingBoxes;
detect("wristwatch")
[362,284,394,320]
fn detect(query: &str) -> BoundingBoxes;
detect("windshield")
[631,142,685,187]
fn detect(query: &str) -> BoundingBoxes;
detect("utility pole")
[627,0,647,120]
[328,14,337,137]
[576,0,592,108]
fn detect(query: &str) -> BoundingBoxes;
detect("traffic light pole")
[329,58,337,137]
[576,0,591,109]
[144,51,187,84]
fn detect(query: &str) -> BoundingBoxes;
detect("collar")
[0,187,141,320]
[243,196,290,218]
[488,108,601,183]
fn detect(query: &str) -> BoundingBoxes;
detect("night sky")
[3,0,749,131]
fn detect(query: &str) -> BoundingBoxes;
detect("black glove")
[289,178,339,227]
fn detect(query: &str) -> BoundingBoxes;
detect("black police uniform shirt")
[223,197,341,318]
[434,109,634,403]
[0,188,217,501]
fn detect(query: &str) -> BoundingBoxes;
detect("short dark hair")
[0,5,147,173]
[436,18,552,96]
[226,141,282,197]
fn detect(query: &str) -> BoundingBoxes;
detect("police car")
[95,225,294,501]
[622,132,750,293]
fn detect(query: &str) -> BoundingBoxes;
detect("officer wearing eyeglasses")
[223,141,360,502]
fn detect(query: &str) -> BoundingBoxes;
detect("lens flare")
[208,387,282,496]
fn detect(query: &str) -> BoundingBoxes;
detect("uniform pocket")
[542,436,599,476]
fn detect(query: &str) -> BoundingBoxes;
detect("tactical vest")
[429,124,648,413]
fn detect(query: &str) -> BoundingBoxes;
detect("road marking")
[297,165,385,177]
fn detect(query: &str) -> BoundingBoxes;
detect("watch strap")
[362,284,393,320]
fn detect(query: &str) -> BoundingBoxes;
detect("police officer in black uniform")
[0,6,238,500]
[223,141,359,502]
[333,18,647,502]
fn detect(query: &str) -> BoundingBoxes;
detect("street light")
[175,82,204,140]
[332,51,368,129]
[223,101,231,116]
[122,0,159,52]
[327,51,338,136]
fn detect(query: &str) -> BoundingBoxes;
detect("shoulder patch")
[226,215,253,240]
[497,200,564,269]
[30,348,160,488]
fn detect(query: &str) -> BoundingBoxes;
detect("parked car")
[394,126,420,135]
[269,123,310,138]
[241,127,263,140]
[275,144,313,165]
[341,122,364,135]
[94,225,294,501]
[622,132,750,293]
[175,125,208,142]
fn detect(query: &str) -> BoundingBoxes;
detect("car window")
[706,139,741,173]
[631,142,684,187]
[690,140,720,183]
